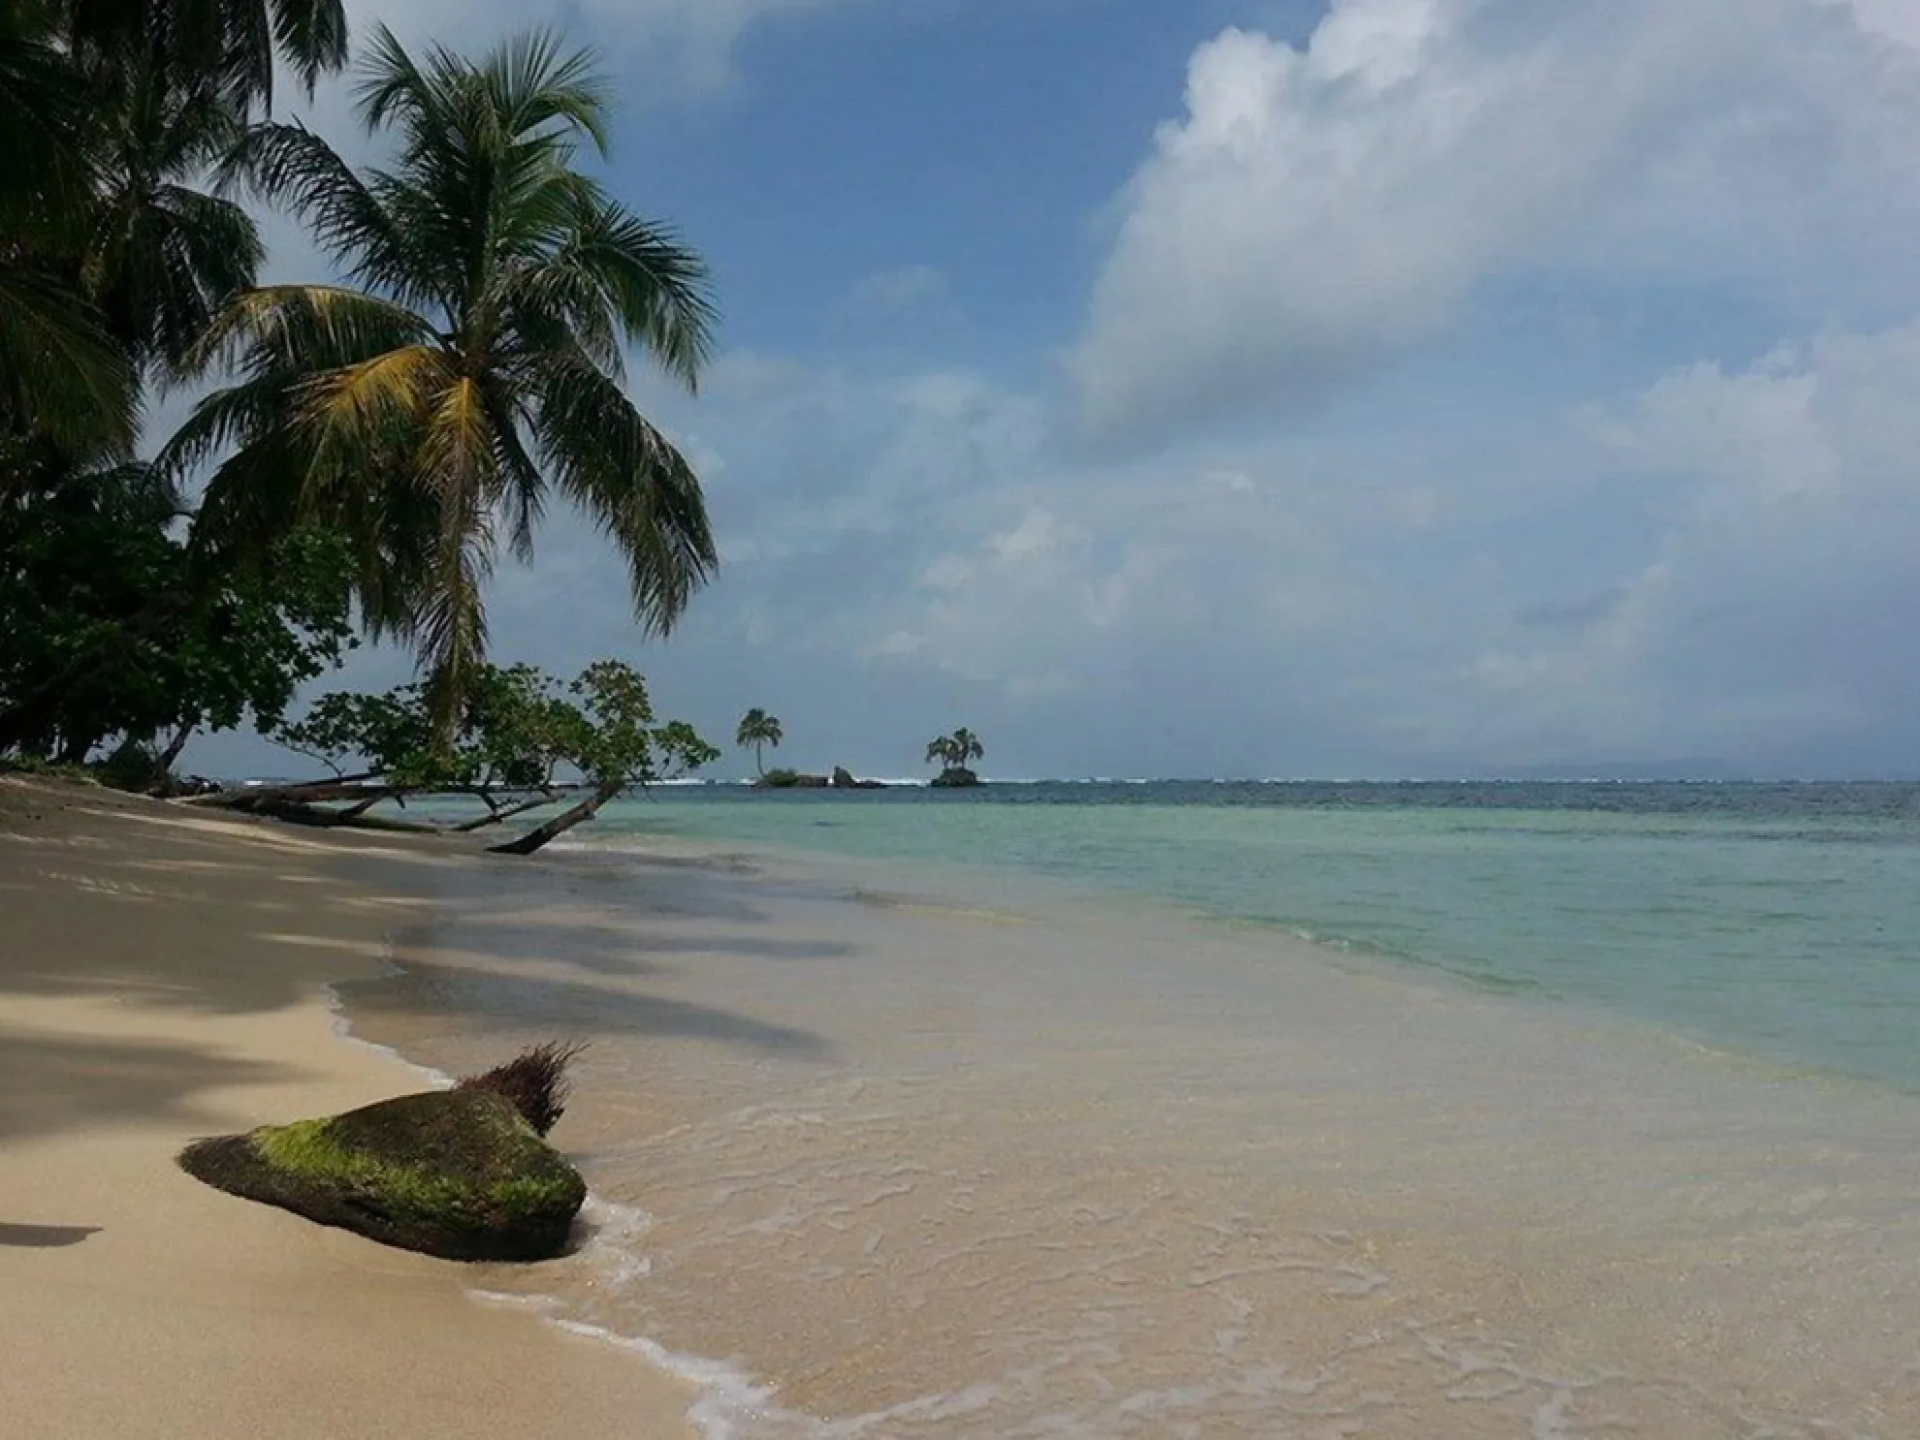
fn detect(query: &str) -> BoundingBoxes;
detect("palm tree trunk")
[487,779,623,856]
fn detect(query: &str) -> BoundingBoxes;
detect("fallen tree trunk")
[234,797,443,833]
[183,775,382,809]
[453,791,563,832]
[488,780,624,857]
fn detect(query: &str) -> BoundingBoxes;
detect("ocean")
[342,781,1920,1437]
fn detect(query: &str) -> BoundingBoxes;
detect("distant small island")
[738,723,988,789]
[754,766,887,790]
[926,728,984,788]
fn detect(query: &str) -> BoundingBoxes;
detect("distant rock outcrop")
[754,768,828,789]
[831,766,885,790]
[178,1086,586,1262]
[930,767,980,788]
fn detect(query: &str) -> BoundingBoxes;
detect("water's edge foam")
[321,922,785,1440]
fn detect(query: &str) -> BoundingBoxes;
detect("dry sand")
[0,777,695,1440]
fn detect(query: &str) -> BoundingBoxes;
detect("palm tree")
[0,1,134,466]
[735,707,782,776]
[64,0,349,116]
[0,0,352,749]
[925,726,984,776]
[167,27,718,736]
[85,51,262,377]
[1,0,348,477]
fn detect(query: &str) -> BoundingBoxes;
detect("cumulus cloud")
[192,319,1920,779]
[1071,0,1920,443]
[1442,323,1920,768]
[182,0,1920,780]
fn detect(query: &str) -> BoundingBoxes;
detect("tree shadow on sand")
[341,959,831,1058]
[0,1031,290,1142]
[0,800,844,1062]
[0,1222,101,1247]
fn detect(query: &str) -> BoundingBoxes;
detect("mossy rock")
[178,1088,586,1262]
[929,767,980,788]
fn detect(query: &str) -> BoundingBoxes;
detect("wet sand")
[347,838,1920,1439]
[0,778,696,1440]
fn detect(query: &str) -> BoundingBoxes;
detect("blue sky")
[191,0,1920,779]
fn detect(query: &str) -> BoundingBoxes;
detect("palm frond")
[183,283,432,381]
[552,190,715,389]
[0,266,137,462]
[220,122,407,289]
[530,350,715,632]
[0,17,96,245]
[92,182,263,373]
[270,0,349,97]
[479,28,608,153]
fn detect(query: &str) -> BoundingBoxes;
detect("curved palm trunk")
[487,778,622,857]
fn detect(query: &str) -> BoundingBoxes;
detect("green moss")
[488,1174,579,1212]
[253,1119,471,1217]
[180,1088,588,1261]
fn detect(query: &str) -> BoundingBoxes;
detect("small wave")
[322,944,455,1090]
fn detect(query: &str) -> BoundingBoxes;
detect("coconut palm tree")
[85,52,262,377]
[925,726,984,776]
[64,0,348,115]
[0,0,354,751]
[166,27,719,735]
[735,707,782,776]
[1,0,348,475]
[0,1,134,465]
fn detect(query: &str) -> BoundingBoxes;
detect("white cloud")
[192,320,1920,779]
[1071,0,1920,443]
[1844,0,1920,48]
[1439,322,1920,766]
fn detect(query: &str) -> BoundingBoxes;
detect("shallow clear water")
[344,783,1920,1437]
[588,782,1920,1092]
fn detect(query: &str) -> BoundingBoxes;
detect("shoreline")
[0,777,699,1440]
[16,777,1920,1435]
[339,812,1920,1436]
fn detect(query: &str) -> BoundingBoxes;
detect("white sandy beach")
[0,777,695,1440]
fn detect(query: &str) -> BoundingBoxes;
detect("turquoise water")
[585,781,1920,1092]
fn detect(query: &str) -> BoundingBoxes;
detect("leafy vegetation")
[172,28,717,736]
[218,658,718,853]
[0,465,354,775]
[1,7,721,792]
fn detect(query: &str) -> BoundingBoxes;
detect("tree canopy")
[1,13,722,788]
[254,659,717,853]
[0,466,355,770]
[171,27,718,736]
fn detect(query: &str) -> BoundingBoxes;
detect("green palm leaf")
[174,27,719,742]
